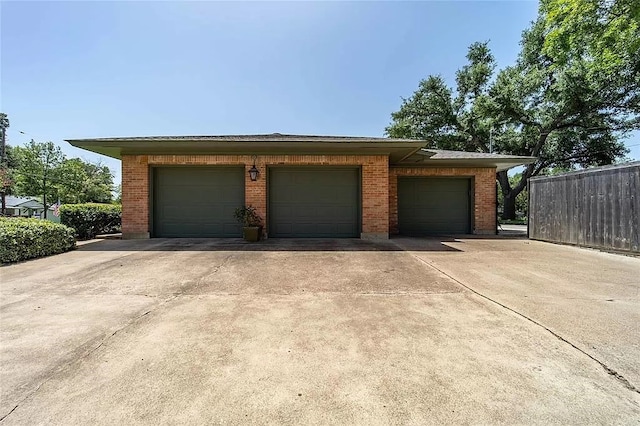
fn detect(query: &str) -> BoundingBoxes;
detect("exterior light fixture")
[248,155,259,181]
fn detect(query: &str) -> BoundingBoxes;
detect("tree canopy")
[9,140,115,212]
[386,0,639,219]
[0,114,116,216]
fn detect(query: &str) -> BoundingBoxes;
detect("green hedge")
[0,218,76,263]
[60,203,122,240]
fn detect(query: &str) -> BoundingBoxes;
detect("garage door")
[153,167,244,237]
[398,177,471,235]
[269,168,359,237]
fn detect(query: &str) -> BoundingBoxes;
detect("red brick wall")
[121,155,149,237]
[121,154,389,238]
[389,167,496,235]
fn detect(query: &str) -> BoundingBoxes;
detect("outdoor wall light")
[248,155,259,181]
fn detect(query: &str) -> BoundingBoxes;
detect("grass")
[499,218,528,225]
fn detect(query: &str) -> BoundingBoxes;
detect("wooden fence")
[529,162,640,252]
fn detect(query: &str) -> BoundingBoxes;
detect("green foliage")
[60,203,122,240]
[10,140,114,207]
[0,217,75,263]
[0,113,8,132]
[386,1,638,219]
[1,114,12,214]
[113,184,122,204]
[541,0,640,73]
[12,140,64,213]
[499,218,528,225]
[386,42,496,152]
[233,205,263,227]
[55,158,114,204]
[497,174,529,218]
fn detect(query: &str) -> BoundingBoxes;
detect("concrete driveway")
[1,237,638,424]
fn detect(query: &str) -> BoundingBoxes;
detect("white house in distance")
[3,196,60,222]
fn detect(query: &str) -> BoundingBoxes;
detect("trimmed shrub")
[0,218,76,264]
[60,203,122,240]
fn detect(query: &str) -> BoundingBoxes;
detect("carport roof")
[66,133,536,169]
[405,149,537,172]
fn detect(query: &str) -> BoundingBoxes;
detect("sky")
[1,0,638,185]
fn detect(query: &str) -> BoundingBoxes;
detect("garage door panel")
[398,177,470,235]
[270,168,359,238]
[153,167,244,237]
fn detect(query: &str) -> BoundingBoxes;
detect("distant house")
[4,196,46,218]
[3,196,60,222]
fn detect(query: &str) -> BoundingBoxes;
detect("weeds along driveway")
[0,238,638,424]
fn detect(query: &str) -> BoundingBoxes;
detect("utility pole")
[1,123,5,161]
[489,127,493,154]
[42,148,50,219]
[1,116,8,216]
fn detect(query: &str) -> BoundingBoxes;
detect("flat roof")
[66,133,536,170]
[397,149,536,172]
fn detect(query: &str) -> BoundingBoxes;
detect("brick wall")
[389,167,496,235]
[121,154,389,238]
[121,155,149,238]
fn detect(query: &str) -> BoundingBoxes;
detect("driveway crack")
[0,255,235,422]
[0,305,156,423]
[400,246,640,396]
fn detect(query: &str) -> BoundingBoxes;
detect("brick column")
[388,170,399,234]
[121,155,150,239]
[361,157,389,239]
[244,156,267,235]
[473,168,497,234]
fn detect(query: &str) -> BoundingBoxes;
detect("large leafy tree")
[12,141,115,212]
[13,140,65,218]
[386,42,497,152]
[387,0,639,219]
[54,158,114,204]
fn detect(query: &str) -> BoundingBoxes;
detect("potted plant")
[233,205,263,242]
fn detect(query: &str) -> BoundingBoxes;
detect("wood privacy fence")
[529,162,640,253]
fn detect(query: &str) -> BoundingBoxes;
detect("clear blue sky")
[2,1,638,184]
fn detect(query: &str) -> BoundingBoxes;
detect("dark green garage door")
[153,167,244,237]
[269,168,360,237]
[398,177,471,235]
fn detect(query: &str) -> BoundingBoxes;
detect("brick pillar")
[244,156,267,235]
[361,156,389,239]
[388,170,399,234]
[474,169,497,234]
[121,155,150,239]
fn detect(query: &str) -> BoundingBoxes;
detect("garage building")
[67,134,534,239]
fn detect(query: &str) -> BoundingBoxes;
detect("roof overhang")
[66,135,537,171]
[397,149,537,171]
[12,200,44,209]
[66,137,427,164]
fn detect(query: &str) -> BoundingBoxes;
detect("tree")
[13,140,65,218]
[113,184,122,204]
[386,0,639,219]
[497,173,528,219]
[540,0,640,72]
[1,113,9,215]
[386,42,496,152]
[11,139,115,209]
[54,158,113,204]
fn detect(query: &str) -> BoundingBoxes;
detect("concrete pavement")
[395,236,640,390]
[1,238,638,424]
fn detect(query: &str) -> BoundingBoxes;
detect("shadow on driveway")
[76,237,472,252]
